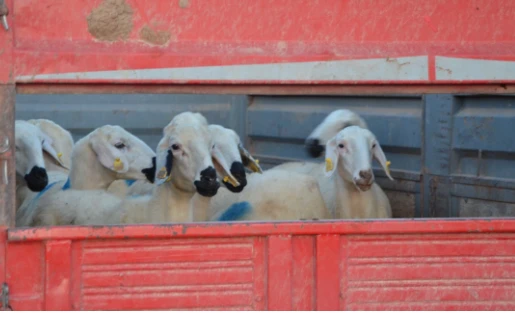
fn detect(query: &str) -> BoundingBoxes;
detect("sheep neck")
[69,138,116,190]
[334,163,374,219]
[152,182,198,223]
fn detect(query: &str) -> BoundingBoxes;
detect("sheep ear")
[324,137,339,178]
[372,141,393,181]
[90,137,129,173]
[41,134,69,169]
[155,147,173,186]
[238,143,263,173]
[211,146,240,187]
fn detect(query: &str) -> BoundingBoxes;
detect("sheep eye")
[114,143,126,149]
[372,143,377,149]
[171,144,180,151]
[338,144,345,149]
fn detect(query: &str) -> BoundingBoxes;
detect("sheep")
[208,169,330,221]
[198,127,330,222]
[108,123,263,199]
[305,109,368,158]
[26,119,74,174]
[274,126,393,219]
[17,112,239,226]
[15,125,157,226]
[15,120,69,209]
[121,113,237,224]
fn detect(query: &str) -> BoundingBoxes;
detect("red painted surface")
[4,220,515,310]
[2,0,515,310]
[0,0,513,84]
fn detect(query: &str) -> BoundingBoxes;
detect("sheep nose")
[225,162,247,193]
[200,166,217,182]
[24,166,49,192]
[359,169,373,180]
[305,138,324,158]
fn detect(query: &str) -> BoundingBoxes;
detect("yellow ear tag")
[325,158,334,172]
[249,159,261,173]
[165,175,172,182]
[386,160,391,174]
[113,158,124,171]
[223,175,239,187]
[57,152,63,162]
[157,166,168,180]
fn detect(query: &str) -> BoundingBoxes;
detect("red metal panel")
[78,238,260,310]
[0,0,13,84]
[5,241,44,310]
[344,234,515,310]
[9,0,515,84]
[4,220,515,310]
[44,240,72,310]
[267,235,292,310]
[291,236,315,310]
[316,235,340,310]
[70,241,83,310]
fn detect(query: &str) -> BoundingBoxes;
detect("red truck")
[1,0,515,310]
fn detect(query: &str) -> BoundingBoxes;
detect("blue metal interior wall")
[15,94,515,218]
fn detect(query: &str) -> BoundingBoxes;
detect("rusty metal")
[0,85,15,227]
[0,136,9,185]
[0,0,8,31]
[1,283,11,311]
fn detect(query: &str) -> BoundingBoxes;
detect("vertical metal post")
[0,85,15,227]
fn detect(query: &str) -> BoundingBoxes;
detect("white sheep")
[15,120,68,209]
[106,123,263,199]
[201,127,330,222]
[305,109,368,158]
[208,169,330,221]
[26,119,74,174]
[17,112,238,226]
[274,126,393,219]
[15,124,156,226]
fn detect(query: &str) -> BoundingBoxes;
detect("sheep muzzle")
[24,166,49,192]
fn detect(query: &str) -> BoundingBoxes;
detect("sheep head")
[15,120,62,191]
[324,126,393,192]
[88,125,156,183]
[155,112,221,197]
[208,124,262,193]
[27,119,74,171]
[305,109,368,158]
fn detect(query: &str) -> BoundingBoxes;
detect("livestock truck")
[1,0,515,310]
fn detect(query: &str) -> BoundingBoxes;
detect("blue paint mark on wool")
[34,181,59,201]
[125,179,136,186]
[61,177,71,190]
[217,201,252,221]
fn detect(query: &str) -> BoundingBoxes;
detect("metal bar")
[16,83,515,96]
[0,85,14,227]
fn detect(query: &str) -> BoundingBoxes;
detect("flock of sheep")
[14,109,393,227]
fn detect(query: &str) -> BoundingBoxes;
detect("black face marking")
[305,138,324,158]
[165,150,173,175]
[142,157,157,183]
[224,162,247,193]
[194,166,220,197]
[24,166,49,192]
